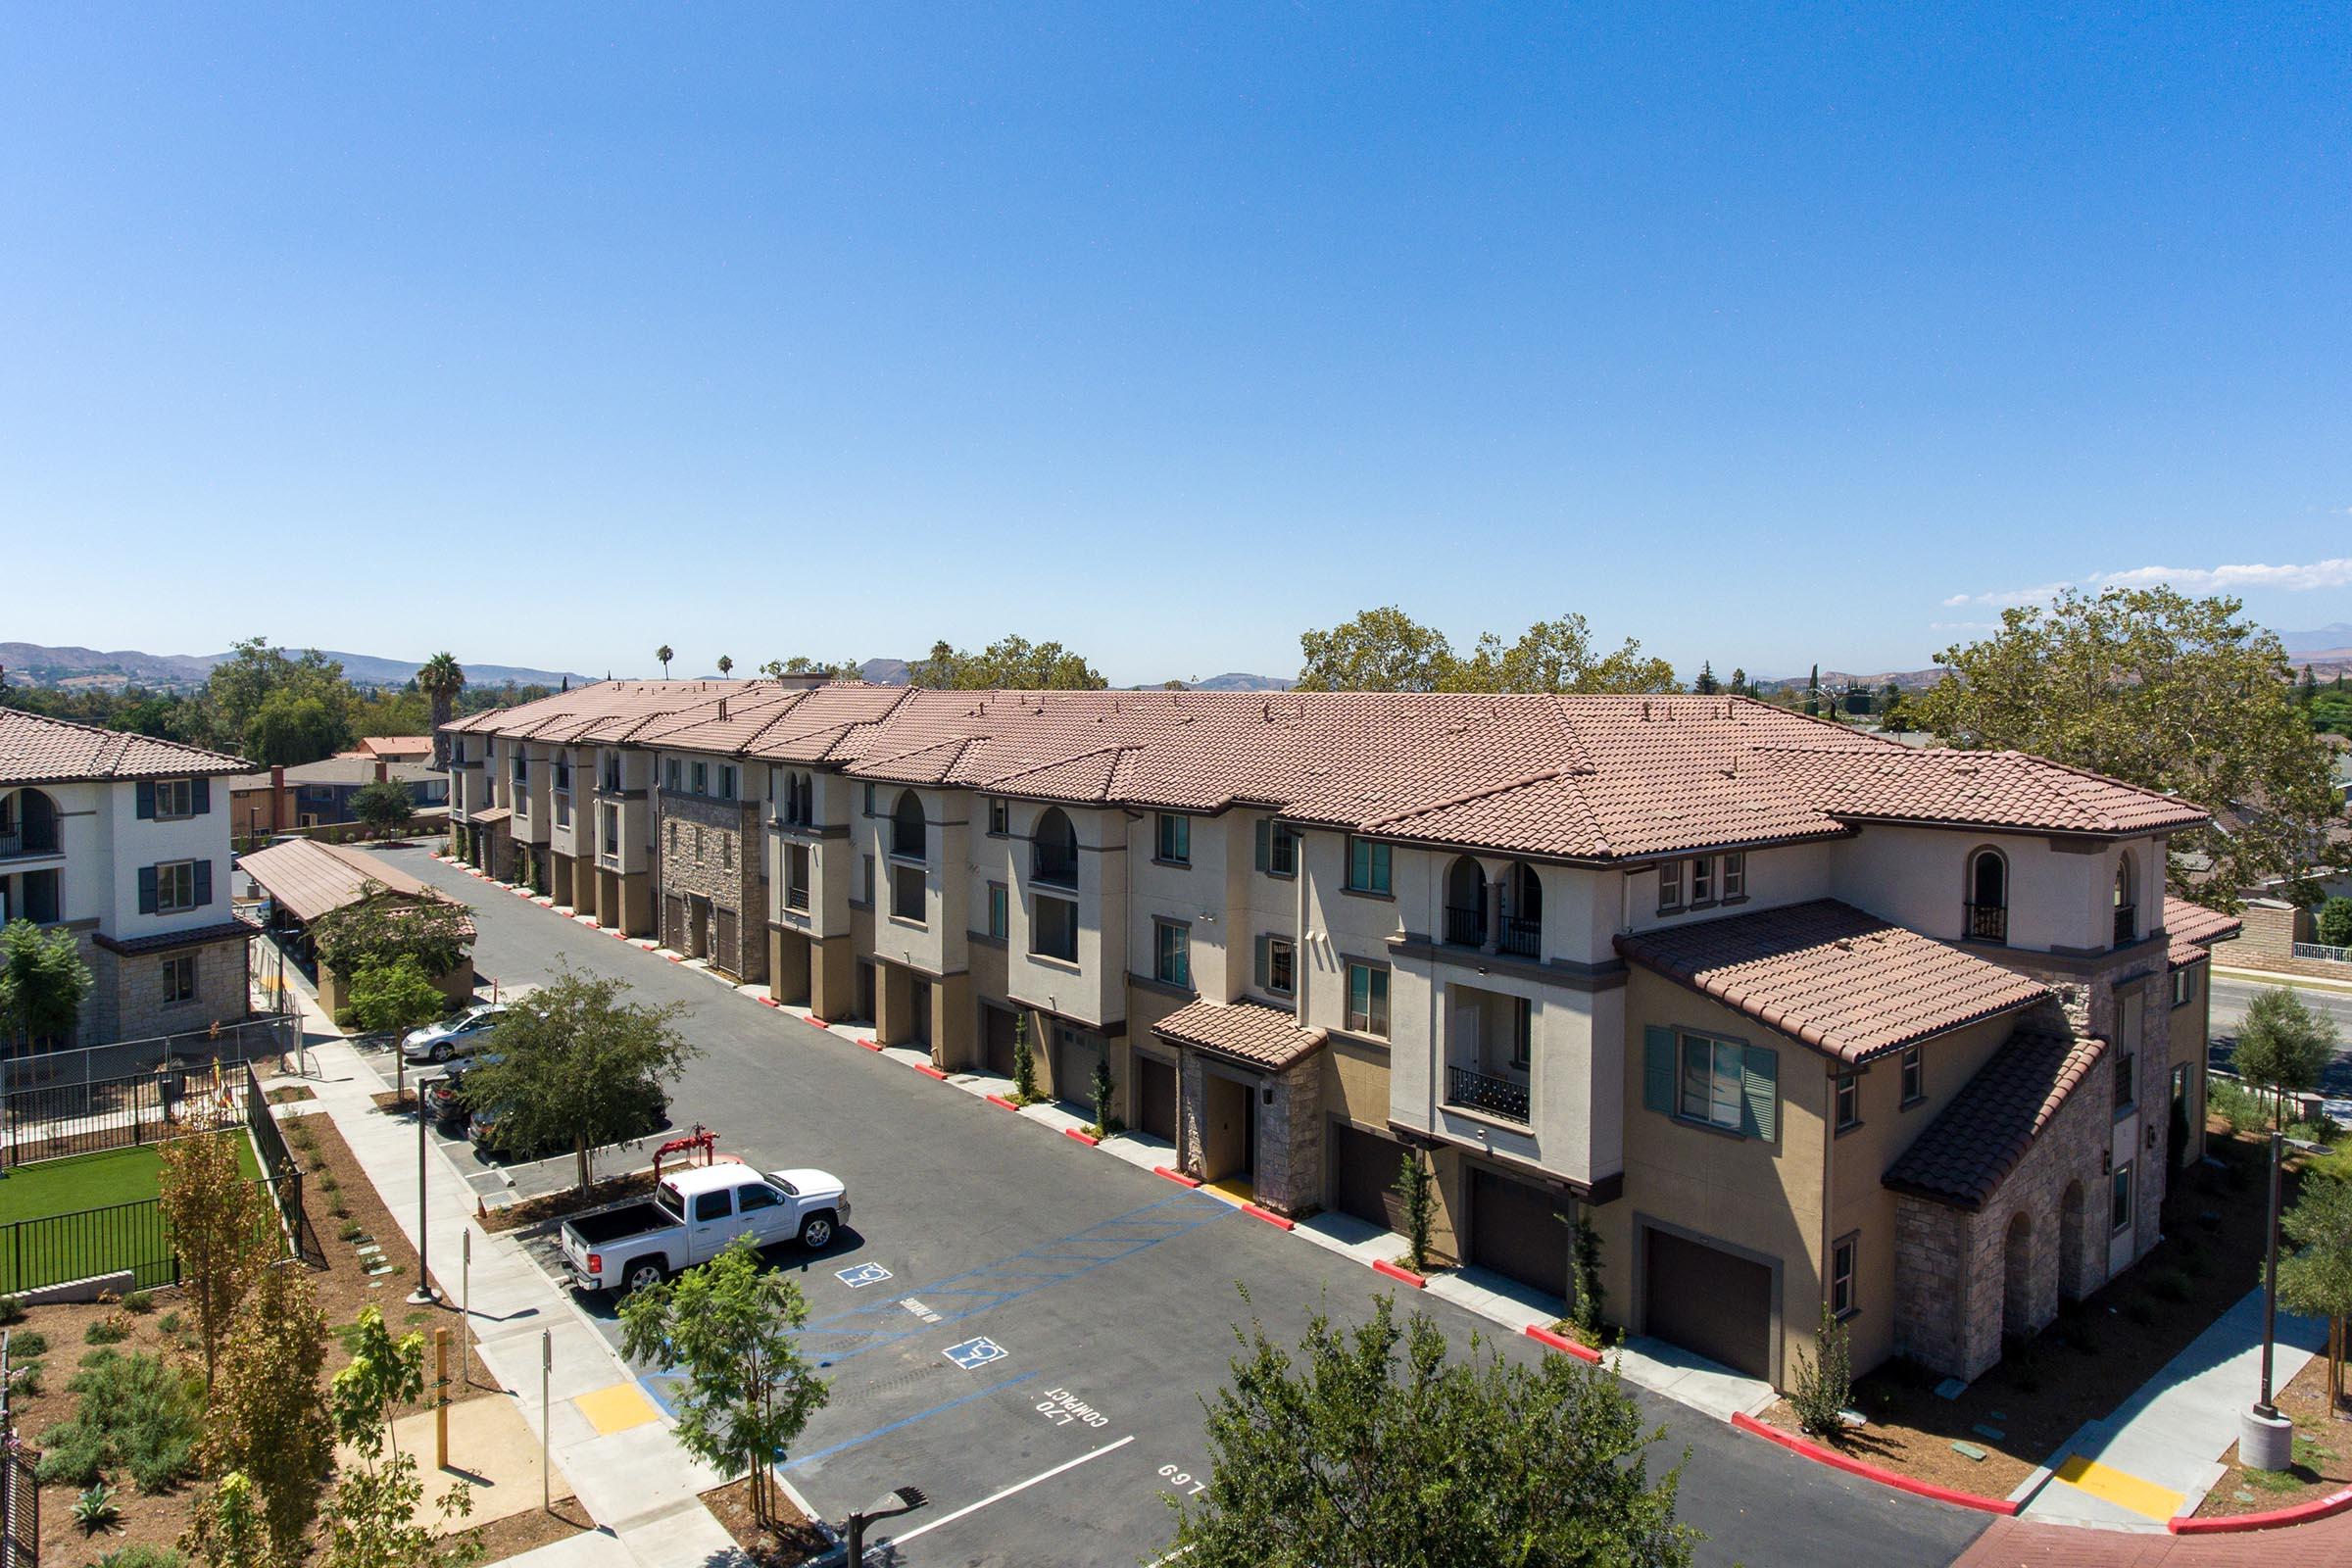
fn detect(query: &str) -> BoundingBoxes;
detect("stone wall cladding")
[657,791,767,982]
[115,935,250,1045]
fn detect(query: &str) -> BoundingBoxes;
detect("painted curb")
[985,1094,1019,1111]
[1523,1323,1602,1363]
[1370,1258,1427,1289]
[1153,1166,1202,1188]
[911,1063,948,1080]
[757,997,780,1007]
[807,1016,830,1029]
[1243,1203,1296,1230]
[1728,1412,2019,1516]
[857,1038,882,1052]
[2169,1486,2352,1535]
[1063,1127,1101,1146]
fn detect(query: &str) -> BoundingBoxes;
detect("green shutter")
[137,865,159,913]
[193,860,213,907]
[135,781,156,819]
[1741,1045,1779,1143]
[1255,934,1271,991]
[190,777,211,813]
[1254,819,1271,872]
[1642,1027,1674,1114]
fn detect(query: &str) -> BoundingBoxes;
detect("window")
[1155,919,1192,988]
[155,860,198,914]
[1679,1034,1745,1131]
[161,954,195,1005]
[988,799,1008,836]
[693,761,708,795]
[1346,837,1391,896]
[863,783,875,816]
[1968,849,2008,942]
[153,778,194,818]
[666,760,682,792]
[667,821,678,852]
[1155,812,1190,865]
[721,834,732,869]
[602,808,618,854]
[1900,1045,1925,1105]
[1722,852,1745,901]
[737,1184,781,1213]
[554,758,571,791]
[718,765,737,802]
[693,1190,731,1223]
[513,752,527,783]
[1256,935,1296,997]
[1690,856,1714,906]
[891,862,926,923]
[1657,858,1684,913]
[2111,1162,2134,1233]
[1835,1069,1860,1131]
[1509,996,1533,1071]
[860,853,875,903]
[2172,966,2195,1008]
[987,883,1008,940]
[2113,856,2137,944]
[1255,819,1298,877]
[2114,1049,2136,1113]
[1346,961,1390,1037]
[1033,895,1079,962]
[602,757,621,792]
[555,794,571,828]
[693,826,704,863]
[786,846,809,910]
[1831,1234,1857,1319]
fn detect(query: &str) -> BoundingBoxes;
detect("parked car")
[464,1073,668,1162]
[420,1062,474,1132]
[402,1003,510,1064]
[559,1163,850,1295]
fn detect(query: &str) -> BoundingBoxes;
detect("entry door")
[1330,1121,1410,1232]
[1469,1167,1568,1298]
[1137,1054,1178,1142]
[910,977,933,1048]
[1644,1229,1772,1379]
[985,1005,1018,1078]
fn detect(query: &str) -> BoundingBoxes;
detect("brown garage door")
[1469,1166,1567,1299]
[1330,1121,1410,1233]
[1644,1229,1772,1379]
[1137,1054,1178,1142]
[984,1005,1018,1079]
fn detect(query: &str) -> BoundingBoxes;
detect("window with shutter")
[193,860,213,907]
[135,780,156,819]
[1642,1026,1675,1113]
[137,864,159,913]
[1740,1045,1779,1143]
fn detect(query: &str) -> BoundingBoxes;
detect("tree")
[309,885,471,985]
[2320,897,2352,951]
[1296,608,1678,695]
[1788,1302,1854,1438]
[203,1261,332,1562]
[1729,666,1748,697]
[762,656,860,681]
[348,779,415,835]
[0,916,92,1053]
[913,636,1107,690]
[416,654,466,769]
[1879,687,1914,733]
[1472,614,1678,695]
[1090,1057,1115,1138]
[323,1307,479,1568]
[1394,1152,1436,1273]
[1560,1206,1605,1343]
[2231,985,2340,1129]
[1166,1294,1697,1567]
[1690,662,1719,696]
[617,1237,830,1532]
[657,646,673,677]
[716,655,734,677]
[184,1469,273,1568]
[1011,1012,1038,1102]
[345,956,447,1092]
[2300,665,2322,705]
[158,1127,275,1391]
[454,963,697,1192]
[1909,588,2336,904]
[246,690,350,767]
[1296,607,1457,692]
[2278,1166,2352,1417]
[197,639,354,758]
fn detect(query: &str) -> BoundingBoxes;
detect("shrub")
[2207,1078,2268,1135]
[1788,1303,1854,1436]
[2319,896,2352,951]
[318,1172,339,1194]
[73,1481,121,1535]
[84,1316,129,1347]
[338,1220,365,1243]
[35,1350,203,1494]
[157,1312,182,1336]
[14,1360,42,1396]
[122,1290,154,1314]
[328,1197,351,1220]
[0,1295,24,1325]
[93,1546,186,1568]
[2148,1269,2192,1304]
[10,1330,48,1359]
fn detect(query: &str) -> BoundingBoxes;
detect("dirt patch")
[268,1085,318,1104]
[2196,1349,2352,1517]
[1752,1123,2313,1501]
[452,1493,595,1563]
[370,1088,420,1114]
[700,1474,831,1565]
[480,1169,657,1235]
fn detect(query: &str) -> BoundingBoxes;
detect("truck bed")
[566,1201,672,1246]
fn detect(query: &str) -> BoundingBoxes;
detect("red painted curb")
[665,955,683,963]
[1728,1413,2019,1516]
[985,1094,1019,1111]
[857,1038,881,1052]
[911,1063,948,1080]
[1153,1166,1202,1188]
[1370,1258,1428,1289]
[807,1016,829,1029]
[1524,1323,1603,1363]
[757,997,780,1007]
[2169,1485,2352,1535]
[1064,1127,1101,1146]
[1243,1203,1296,1231]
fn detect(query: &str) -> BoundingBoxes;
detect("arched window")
[1966,849,2007,943]
[2113,855,2136,945]
[1033,808,1078,887]
[0,788,60,858]
[892,791,927,861]
[1502,862,1544,956]
[1443,857,1486,947]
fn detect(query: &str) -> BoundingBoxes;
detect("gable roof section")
[2165,896,2243,967]
[0,709,248,784]
[1152,999,1327,1072]
[1615,900,2050,1064]
[1885,1028,2108,1210]
[239,838,473,930]
[1746,746,2209,836]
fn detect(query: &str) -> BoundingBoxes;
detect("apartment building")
[444,682,2239,1389]
[0,710,256,1044]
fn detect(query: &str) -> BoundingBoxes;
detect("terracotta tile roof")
[239,839,472,930]
[1744,746,2209,835]
[1615,900,2050,1064]
[359,736,432,759]
[1152,999,1327,1071]
[468,806,512,825]
[93,916,262,957]
[2166,896,2243,966]
[1885,1028,2108,1209]
[0,709,249,784]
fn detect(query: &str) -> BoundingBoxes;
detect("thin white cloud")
[1929,620,1999,633]
[1943,558,2352,607]
[1940,581,2078,609]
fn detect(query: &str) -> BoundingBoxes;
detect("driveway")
[374,847,1990,1568]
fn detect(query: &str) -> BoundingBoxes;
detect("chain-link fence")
[0,1014,299,1099]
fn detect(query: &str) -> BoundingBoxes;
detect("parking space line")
[880,1435,1138,1548]
[781,1371,1043,1471]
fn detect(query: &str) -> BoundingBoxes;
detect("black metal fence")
[0,1014,298,1098]
[0,1067,252,1170]
[0,1434,34,1568]
[243,1063,314,1262]
[0,1197,178,1295]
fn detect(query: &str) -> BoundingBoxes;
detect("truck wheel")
[621,1257,667,1295]
[799,1212,835,1250]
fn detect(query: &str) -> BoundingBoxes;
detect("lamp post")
[845,1487,926,1567]
[408,1088,438,1306]
[2240,1129,2291,1470]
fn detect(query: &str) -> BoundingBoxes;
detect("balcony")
[1443,905,1484,947]
[1032,847,1078,889]
[1497,917,1541,959]
[1966,902,2007,944]
[1446,1065,1530,1125]
[2113,906,2137,947]
[0,824,61,861]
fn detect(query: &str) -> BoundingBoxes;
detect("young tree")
[1788,1302,1854,1437]
[2231,986,2341,1129]
[158,1128,275,1390]
[324,1307,479,1568]
[1090,1057,1115,1137]
[204,1261,332,1562]
[2320,897,2352,951]
[1167,1295,1697,1567]
[346,956,447,1092]
[656,645,674,677]
[1394,1152,1436,1273]
[2278,1167,2352,1416]
[1011,1011,1038,1102]
[617,1236,830,1531]
[716,655,734,677]
[347,779,416,835]
[454,963,696,1192]
[1558,1206,1606,1343]
[416,653,466,769]
[1690,662,1719,695]
[0,916,92,1053]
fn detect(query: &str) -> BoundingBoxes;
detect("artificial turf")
[0,1134,267,1293]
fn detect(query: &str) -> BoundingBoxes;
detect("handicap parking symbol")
[835,1262,893,1289]
[943,1335,1007,1372]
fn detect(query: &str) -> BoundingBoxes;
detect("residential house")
[226,755,449,838]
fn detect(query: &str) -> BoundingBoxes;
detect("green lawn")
[0,1134,267,1293]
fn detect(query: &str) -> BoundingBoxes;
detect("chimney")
[374,759,389,783]
[718,699,729,720]
[270,764,286,832]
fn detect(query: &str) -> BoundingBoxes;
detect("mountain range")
[0,642,593,692]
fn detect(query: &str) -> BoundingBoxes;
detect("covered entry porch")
[1152,999,1328,1217]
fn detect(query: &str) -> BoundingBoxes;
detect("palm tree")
[417,652,466,769]
[716,655,734,678]
[657,645,674,677]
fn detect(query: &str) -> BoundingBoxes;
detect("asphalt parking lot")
[372,845,1990,1568]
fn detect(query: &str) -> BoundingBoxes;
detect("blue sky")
[4,5,2347,686]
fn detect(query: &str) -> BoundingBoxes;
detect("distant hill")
[1753,667,1949,694]
[857,658,912,685]
[0,642,593,692]
[1166,672,1297,692]
[2283,624,2352,656]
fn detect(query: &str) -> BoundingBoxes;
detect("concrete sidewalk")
[2021,1286,2328,1529]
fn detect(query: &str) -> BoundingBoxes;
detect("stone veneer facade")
[655,790,766,983]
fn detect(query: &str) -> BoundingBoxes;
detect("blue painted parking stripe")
[781,1371,1043,1470]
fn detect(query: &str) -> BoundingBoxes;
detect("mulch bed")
[2196,1348,2352,1517]
[1753,1121,2313,1501]
[267,1084,318,1104]
[452,1494,595,1562]
[700,1475,832,1565]
[480,1169,658,1235]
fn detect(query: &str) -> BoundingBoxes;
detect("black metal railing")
[1497,917,1541,958]
[1032,848,1078,888]
[0,1198,177,1295]
[1966,902,2007,943]
[2114,906,2137,946]
[1443,906,1485,947]
[0,823,59,860]
[2,1068,251,1169]
[1446,1065,1531,1124]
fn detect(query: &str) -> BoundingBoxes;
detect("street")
[367,846,1990,1568]
[2208,974,2352,1115]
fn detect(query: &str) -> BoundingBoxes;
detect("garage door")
[984,1005,1018,1079]
[1330,1121,1410,1233]
[1644,1229,1773,1380]
[1469,1166,1568,1299]
[1137,1054,1178,1142]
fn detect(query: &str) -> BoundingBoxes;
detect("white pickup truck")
[558,1162,851,1295]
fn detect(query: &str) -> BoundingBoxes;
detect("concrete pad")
[559,1418,726,1530]
[491,1527,635,1568]
[368,1395,562,1529]
[2051,1453,2184,1521]
[574,1380,661,1436]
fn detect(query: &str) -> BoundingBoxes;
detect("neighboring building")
[356,735,433,763]
[444,682,2241,1389]
[0,709,255,1045]
[225,755,450,837]
[238,838,476,1017]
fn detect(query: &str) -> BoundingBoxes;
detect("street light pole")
[845,1487,926,1567]
[2240,1129,2291,1470]
[408,1093,438,1305]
